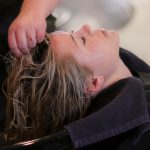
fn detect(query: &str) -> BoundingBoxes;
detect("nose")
[81,24,93,35]
[73,24,92,38]
[73,24,93,37]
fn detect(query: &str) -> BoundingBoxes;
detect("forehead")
[48,32,77,58]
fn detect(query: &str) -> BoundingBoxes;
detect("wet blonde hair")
[2,35,92,143]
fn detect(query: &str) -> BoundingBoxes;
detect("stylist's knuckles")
[8,15,47,57]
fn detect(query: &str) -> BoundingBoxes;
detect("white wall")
[119,0,150,65]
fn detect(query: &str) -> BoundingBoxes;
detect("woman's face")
[48,24,120,76]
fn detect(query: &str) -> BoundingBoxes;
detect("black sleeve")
[119,47,150,75]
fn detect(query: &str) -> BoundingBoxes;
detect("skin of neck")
[101,58,133,91]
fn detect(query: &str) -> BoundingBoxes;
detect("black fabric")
[65,77,150,148]
[119,48,150,74]
[118,131,150,150]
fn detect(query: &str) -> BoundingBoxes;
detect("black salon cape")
[0,48,150,150]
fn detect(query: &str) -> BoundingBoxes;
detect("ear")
[86,75,104,96]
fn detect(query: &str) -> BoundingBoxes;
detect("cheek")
[87,38,112,53]
[90,45,119,71]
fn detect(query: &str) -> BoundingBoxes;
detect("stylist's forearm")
[19,0,59,18]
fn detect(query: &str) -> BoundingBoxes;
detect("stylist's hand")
[8,14,47,57]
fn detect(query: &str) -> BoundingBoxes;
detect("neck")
[102,59,133,90]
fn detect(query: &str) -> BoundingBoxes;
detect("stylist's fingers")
[16,30,29,54]
[8,30,22,57]
[36,29,45,44]
[36,20,47,44]
[26,30,37,49]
